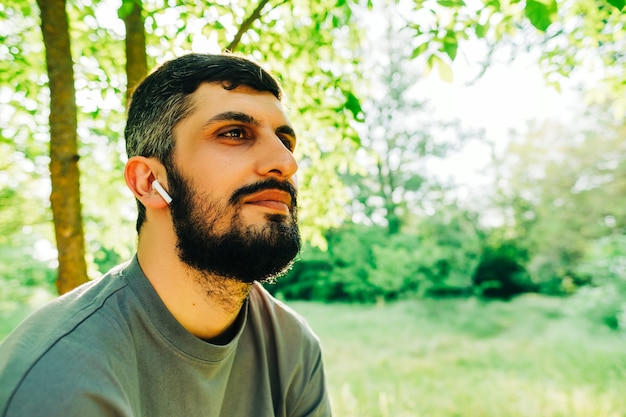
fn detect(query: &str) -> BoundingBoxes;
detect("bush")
[472,249,536,300]
[570,234,626,330]
[268,244,335,300]
[0,236,57,314]
[268,215,481,302]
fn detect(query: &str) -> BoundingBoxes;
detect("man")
[0,53,331,417]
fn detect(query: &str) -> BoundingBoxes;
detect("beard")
[166,165,301,284]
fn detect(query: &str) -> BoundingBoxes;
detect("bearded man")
[0,53,331,417]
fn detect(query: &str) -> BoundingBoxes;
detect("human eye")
[280,137,295,152]
[276,126,296,152]
[277,134,296,152]
[218,127,248,140]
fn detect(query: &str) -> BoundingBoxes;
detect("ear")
[124,156,170,209]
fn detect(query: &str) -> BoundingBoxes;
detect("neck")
[182,268,252,342]
[192,269,252,315]
[136,221,251,341]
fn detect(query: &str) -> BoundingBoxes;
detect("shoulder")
[0,261,139,415]
[248,282,321,345]
[246,283,323,369]
[246,284,331,416]
[2,261,133,350]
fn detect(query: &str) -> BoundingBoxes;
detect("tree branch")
[225,0,283,51]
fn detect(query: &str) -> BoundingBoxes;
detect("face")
[166,83,301,283]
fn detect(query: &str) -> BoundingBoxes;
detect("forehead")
[187,83,287,119]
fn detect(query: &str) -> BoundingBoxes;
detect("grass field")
[3,294,625,416]
[290,295,626,417]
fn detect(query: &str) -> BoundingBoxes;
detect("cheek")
[190,158,237,188]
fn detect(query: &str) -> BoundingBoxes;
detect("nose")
[255,132,298,180]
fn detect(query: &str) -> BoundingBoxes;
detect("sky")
[416,47,581,198]
[353,0,583,201]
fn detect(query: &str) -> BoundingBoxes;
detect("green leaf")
[486,0,501,9]
[428,54,454,82]
[546,80,562,93]
[423,55,433,79]
[474,22,488,38]
[404,175,425,191]
[437,59,454,83]
[436,0,466,6]
[443,31,458,60]
[343,91,364,122]
[607,0,625,10]
[117,0,135,19]
[410,42,429,59]
[525,0,558,32]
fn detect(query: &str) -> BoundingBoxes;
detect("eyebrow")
[203,111,260,128]
[203,111,297,140]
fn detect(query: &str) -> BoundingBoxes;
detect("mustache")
[229,178,298,207]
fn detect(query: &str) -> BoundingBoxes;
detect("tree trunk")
[376,159,400,235]
[122,0,147,103]
[36,0,88,294]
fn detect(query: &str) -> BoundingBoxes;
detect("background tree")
[345,2,473,235]
[403,0,625,116]
[490,104,626,292]
[121,0,147,102]
[1,1,57,303]
[36,0,88,294]
[19,0,363,292]
[1,0,624,302]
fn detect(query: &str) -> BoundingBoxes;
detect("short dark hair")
[124,53,283,232]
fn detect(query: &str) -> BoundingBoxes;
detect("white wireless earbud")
[152,180,172,204]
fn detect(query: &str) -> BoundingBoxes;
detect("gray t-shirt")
[0,257,331,417]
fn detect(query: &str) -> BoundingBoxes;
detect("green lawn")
[3,294,625,416]
[290,295,626,417]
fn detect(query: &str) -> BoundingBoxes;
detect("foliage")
[472,249,536,299]
[1,0,624,305]
[1,0,365,293]
[570,234,626,330]
[488,104,626,292]
[345,2,475,235]
[0,231,56,312]
[269,206,483,302]
[403,0,626,116]
[1,0,134,270]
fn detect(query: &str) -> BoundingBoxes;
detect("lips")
[243,190,292,213]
